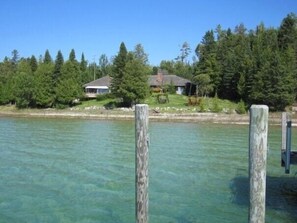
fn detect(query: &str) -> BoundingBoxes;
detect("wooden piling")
[135,104,149,223]
[282,112,287,152]
[249,105,268,223]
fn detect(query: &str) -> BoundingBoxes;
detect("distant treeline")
[192,13,297,111]
[0,13,296,110]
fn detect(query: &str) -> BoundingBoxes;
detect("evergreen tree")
[195,30,220,96]
[278,13,297,50]
[69,49,76,62]
[14,72,35,108]
[159,60,175,74]
[11,49,19,65]
[55,61,83,107]
[34,63,55,108]
[11,49,19,71]
[0,59,15,104]
[80,53,90,84]
[53,50,64,87]
[44,49,52,64]
[111,43,149,106]
[29,55,38,72]
[98,54,112,77]
[118,52,149,106]
[17,59,32,74]
[111,42,128,97]
[80,53,87,72]
[175,42,191,63]
[133,43,149,65]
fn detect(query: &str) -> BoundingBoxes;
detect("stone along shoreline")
[0,106,291,125]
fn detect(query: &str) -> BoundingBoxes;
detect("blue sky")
[0,0,296,66]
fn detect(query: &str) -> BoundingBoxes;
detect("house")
[83,73,191,98]
[83,76,112,98]
[148,73,191,95]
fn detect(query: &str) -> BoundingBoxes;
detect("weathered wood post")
[135,104,149,223]
[285,118,292,174]
[249,105,268,223]
[282,112,287,152]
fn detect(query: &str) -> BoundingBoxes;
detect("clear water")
[0,117,297,223]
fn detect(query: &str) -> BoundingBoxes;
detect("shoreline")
[0,107,291,125]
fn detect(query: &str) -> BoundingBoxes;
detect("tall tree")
[44,49,52,64]
[55,60,83,107]
[133,43,149,65]
[111,42,128,97]
[117,52,149,106]
[80,53,87,72]
[98,54,111,77]
[176,42,191,63]
[53,50,64,87]
[278,13,297,50]
[34,63,55,107]
[159,60,175,74]
[11,49,19,65]
[69,49,76,62]
[29,55,38,72]
[195,30,220,96]
[0,59,15,104]
[14,72,35,108]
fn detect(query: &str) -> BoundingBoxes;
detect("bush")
[236,100,246,114]
[211,97,222,112]
[199,98,206,112]
[96,93,114,101]
[55,103,69,109]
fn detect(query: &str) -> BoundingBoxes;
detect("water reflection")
[230,175,297,221]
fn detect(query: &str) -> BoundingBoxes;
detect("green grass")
[77,94,245,114]
[76,98,115,108]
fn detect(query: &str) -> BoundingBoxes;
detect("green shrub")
[236,100,246,114]
[199,98,206,112]
[96,93,114,101]
[212,97,222,113]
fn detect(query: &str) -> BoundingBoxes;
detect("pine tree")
[55,61,83,107]
[278,13,297,50]
[80,53,87,72]
[34,63,55,107]
[14,72,35,108]
[133,43,149,65]
[111,42,128,97]
[53,50,64,87]
[69,49,76,62]
[44,49,52,64]
[0,59,15,104]
[118,52,149,106]
[29,55,38,72]
[98,54,112,78]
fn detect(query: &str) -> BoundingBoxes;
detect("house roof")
[83,74,191,88]
[148,74,191,87]
[83,75,112,87]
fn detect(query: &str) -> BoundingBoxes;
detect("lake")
[0,117,297,223]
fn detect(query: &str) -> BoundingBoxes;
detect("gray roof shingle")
[83,75,191,88]
[148,75,191,87]
[83,76,112,87]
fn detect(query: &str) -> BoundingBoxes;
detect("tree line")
[159,13,297,111]
[192,13,297,111]
[0,44,150,108]
[0,13,296,110]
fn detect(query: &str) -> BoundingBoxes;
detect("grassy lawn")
[78,94,245,114]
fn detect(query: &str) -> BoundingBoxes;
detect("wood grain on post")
[282,112,287,151]
[135,104,149,223]
[249,105,269,223]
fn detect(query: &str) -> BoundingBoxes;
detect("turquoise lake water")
[0,117,297,223]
